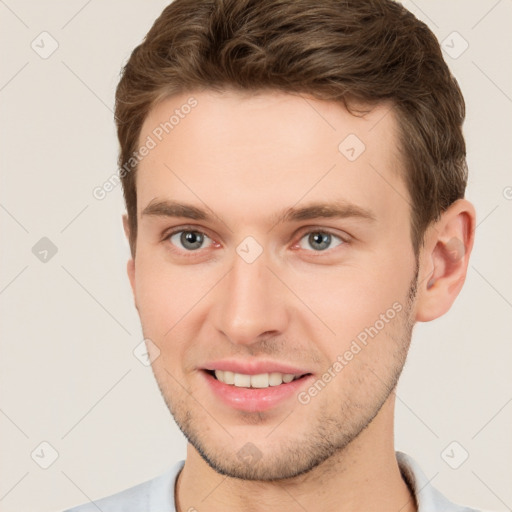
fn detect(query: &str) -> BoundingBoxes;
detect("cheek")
[294,266,413,379]
[292,259,410,344]
[134,264,191,375]
[134,257,184,334]
[134,254,217,341]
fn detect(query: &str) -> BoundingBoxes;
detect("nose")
[212,249,289,346]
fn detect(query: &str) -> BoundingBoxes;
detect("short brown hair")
[115,0,467,258]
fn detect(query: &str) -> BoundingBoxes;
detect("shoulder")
[61,460,185,512]
[396,451,493,512]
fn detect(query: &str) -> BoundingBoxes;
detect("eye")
[297,230,345,252]
[168,229,214,251]
[164,227,346,255]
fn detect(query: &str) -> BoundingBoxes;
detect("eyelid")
[162,224,212,238]
[294,225,351,243]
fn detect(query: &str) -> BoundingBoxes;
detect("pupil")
[182,231,203,249]
[310,232,330,251]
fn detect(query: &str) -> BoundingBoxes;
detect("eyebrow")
[141,199,377,225]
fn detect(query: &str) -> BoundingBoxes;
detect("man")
[64,0,484,510]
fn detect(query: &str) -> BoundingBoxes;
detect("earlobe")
[415,199,476,322]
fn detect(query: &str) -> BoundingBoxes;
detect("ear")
[415,199,476,322]
[122,214,136,303]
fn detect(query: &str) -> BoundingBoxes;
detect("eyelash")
[162,225,349,258]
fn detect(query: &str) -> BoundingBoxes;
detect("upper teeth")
[214,370,302,388]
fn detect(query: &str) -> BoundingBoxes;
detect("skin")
[123,89,475,512]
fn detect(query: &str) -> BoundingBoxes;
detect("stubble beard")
[151,263,419,481]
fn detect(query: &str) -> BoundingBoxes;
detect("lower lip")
[201,370,314,412]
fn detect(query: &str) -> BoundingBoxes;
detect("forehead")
[139,89,400,161]
[135,89,409,228]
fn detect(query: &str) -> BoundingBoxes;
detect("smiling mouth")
[204,369,312,389]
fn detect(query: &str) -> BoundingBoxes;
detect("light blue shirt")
[62,451,486,511]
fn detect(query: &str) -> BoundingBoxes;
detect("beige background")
[0,1,511,511]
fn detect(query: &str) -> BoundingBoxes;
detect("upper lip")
[201,359,312,376]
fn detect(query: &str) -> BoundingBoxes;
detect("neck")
[175,397,416,512]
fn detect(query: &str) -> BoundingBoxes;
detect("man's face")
[128,90,418,480]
